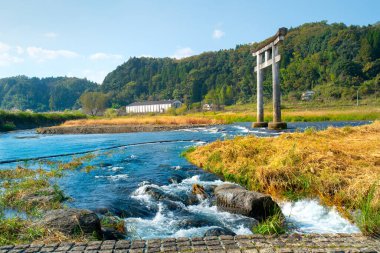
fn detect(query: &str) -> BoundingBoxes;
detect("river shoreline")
[36,124,213,134]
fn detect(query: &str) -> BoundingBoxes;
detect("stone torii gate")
[252,28,287,130]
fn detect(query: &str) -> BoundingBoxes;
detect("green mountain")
[102,21,380,106]
[0,76,98,112]
[1,21,379,112]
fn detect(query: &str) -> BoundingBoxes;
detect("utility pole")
[356,89,359,107]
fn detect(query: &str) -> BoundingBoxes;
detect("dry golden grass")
[185,122,380,219]
[61,115,223,127]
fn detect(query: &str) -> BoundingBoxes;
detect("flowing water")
[0,121,367,238]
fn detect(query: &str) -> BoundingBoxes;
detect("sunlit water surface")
[0,121,366,238]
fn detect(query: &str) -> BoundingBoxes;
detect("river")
[0,121,367,239]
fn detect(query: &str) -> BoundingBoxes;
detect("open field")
[184,121,380,236]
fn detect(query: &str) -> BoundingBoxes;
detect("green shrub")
[253,210,286,235]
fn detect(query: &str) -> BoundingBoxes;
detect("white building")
[126,100,182,114]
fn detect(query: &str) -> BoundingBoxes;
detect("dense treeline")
[0,22,379,112]
[103,21,380,107]
[0,76,98,112]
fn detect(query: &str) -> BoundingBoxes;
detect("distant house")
[125,100,182,114]
[301,91,315,101]
[202,103,213,111]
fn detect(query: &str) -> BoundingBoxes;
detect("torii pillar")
[252,28,287,130]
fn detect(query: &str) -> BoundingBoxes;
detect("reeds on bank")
[185,121,380,236]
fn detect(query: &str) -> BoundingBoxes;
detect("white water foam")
[94,174,129,181]
[281,199,360,233]
[110,166,124,172]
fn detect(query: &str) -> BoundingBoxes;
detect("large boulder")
[39,208,102,237]
[204,227,236,237]
[214,184,282,221]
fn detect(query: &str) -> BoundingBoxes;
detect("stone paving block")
[226,249,242,253]
[162,242,177,247]
[71,245,87,251]
[162,238,176,243]
[207,245,225,250]
[242,249,259,253]
[176,237,190,242]
[221,240,236,245]
[162,246,178,251]
[259,248,276,253]
[192,241,206,246]
[39,247,56,252]
[223,244,240,250]
[115,240,131,249]
[208,250,226,253]
[146,247,161,252]
[177,245,192,252]
[220,235,234,240]
[276,248,294,253]
[177,241,191,247]
[129,249,145,253]
[204,236,219,241]
[24,247,43,253]
[192,237,204,242]
[206,240,221,246]
[193,245,207,251]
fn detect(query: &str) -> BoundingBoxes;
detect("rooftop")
[127,100,180,106]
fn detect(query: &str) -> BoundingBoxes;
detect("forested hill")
[0,76,97,112]
[103,21,380,106]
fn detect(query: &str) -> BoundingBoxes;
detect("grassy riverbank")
[187,105,380,124]
[184,122,380,236]
[58,105,380,128]
[61,115,223,127]
[0,155,96,246]
[0,110,87,132]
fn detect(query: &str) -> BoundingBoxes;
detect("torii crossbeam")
[252,28,287,130]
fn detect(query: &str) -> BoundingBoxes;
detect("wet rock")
[183,194,200,205]
[101,228,125,240]
[192,184,208,199]
[204,227,236,237]
[38,208,102,237]
[161,200,184,211]
[168,174,184,184]
[93,207,129,218]
[214,184,282,221]
[143,186,182,202]
[178,218,210,229]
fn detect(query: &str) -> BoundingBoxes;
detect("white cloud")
[89,52,123,61]
[0,42,24,66]
[27,47,79,62]
[212,29,225,39]
[44,32,58,38]
[81,69,108,83]
[171,47,195,59]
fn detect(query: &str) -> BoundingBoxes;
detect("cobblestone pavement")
[1,234,379,253]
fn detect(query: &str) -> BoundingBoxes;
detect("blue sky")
[0,0,379,83]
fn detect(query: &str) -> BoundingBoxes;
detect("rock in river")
[204,227,236,236]
[39,208,102,237]
[214,184,282,221]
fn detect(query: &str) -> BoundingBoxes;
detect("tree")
[79,92,109,116]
